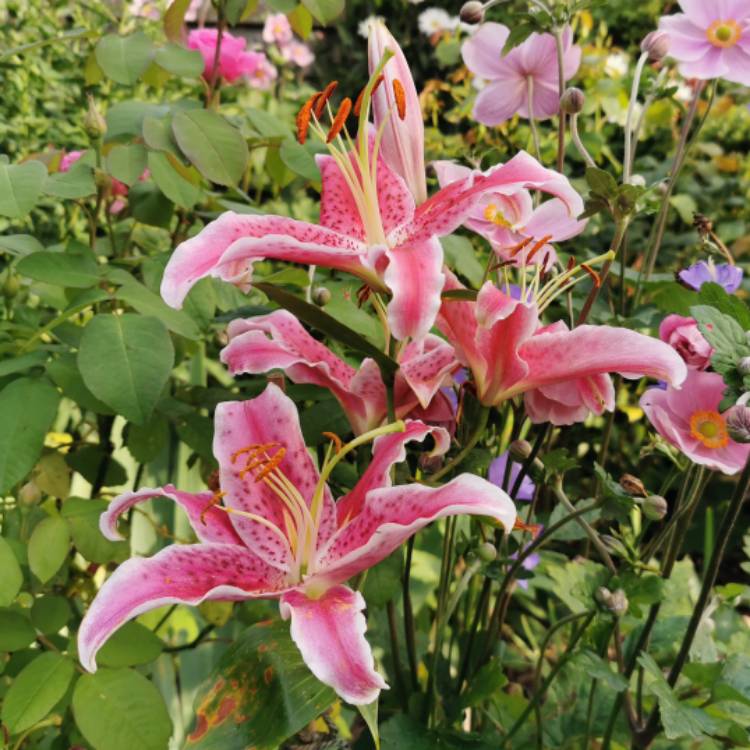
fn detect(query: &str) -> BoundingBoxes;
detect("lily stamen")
[392,79,406,119]
[314,80,338,119]
[580,263,601,288]
[326,98,353,143]
[524,234,553,265]
[322,431,344,453]
[296,92,320,145]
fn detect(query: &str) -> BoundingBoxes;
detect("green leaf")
[574,650,628,691]
[0,378,60,494]
[441,235,484,288]
[0,536,23,607]
[106,144,148,187]
[164,0,191,42]
[155,44,204,78]
[362,550,402,606]
[301,0,343,22]
[358,700,380,750]
[186,620,334,749]
[44,162,97,199]
[691,304,750,382]
[72,668,172,750]
[17,250,100,288]
[585,167,618,200]
[0,234,43,256]
[0,610,36,651]
[266,0,297,13]
[172,109,249,186]
[61,498,129,564]
[106,101,170,141]
[501,21,536,55]
[0,160,47,218]
[279,138,320,181]
[143,115,179,155]
[77,314,174,425]
[125,412,169,463]
[98,621,164,667]
[47,353,114,414]
[28,515,70,583]
[255,282,398,376]
[460,659,508,708]
[225,0,258,23]
[95,32,154,85]
[128,181,175,227]
[0,352,47,378]
[147,151,201,208]
[1,652,75,734]
[638,653,719,740]
[288,5,313,38]
[696,282,750,330]
[246,108,291,139]
[31,595,72,635]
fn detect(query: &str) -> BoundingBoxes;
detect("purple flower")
[678,260,743,293]
[510,550,541,590]
[489,451,535,501]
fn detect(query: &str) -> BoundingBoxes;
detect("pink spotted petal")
[315,474,516,585]
[384,236,445,341]
[279,585,387,705]
[78,543,288,672]
[398,334,460,409]
[336,420,451,524]
[369,22,427,204]
[100,486,242,545]
[214,384,337,570]
[160,211,369,309]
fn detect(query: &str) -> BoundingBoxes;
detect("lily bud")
[508,439,532,463]
[459,1,485,25]
[84,95,107,139]
[620,473,647,497]
[313,286,332,306]
[726,405,750,444]
[641,30,670,62]
[560,87,585,115]
[642,494,668,521]
[477,542,497,562]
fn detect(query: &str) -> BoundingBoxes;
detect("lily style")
[221,309,459,434]
[159,33,583,341]
[77,384,516,704]
[436,272,688,423]
[433,159,586,269]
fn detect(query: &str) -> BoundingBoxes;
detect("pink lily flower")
[658,1,750,85]
[77,384,516,704]
[368,20,427,204]
[221,310,459,434]
[433,160,586,269]
[462,23,582,126]
[436,272,688,419]
[659,314,713,370]
[159,55,583,340]
[641,370,750,475]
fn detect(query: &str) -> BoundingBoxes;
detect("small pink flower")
[280,41,315,67]
[188,28,264,83]
[59,150,84,172]
[433,160,586,269]
[641,370,750,475]
[658,0,750,85]
[659,314,713,370]
[462,23,581,125]
[263,13,294,46]
[247,55,278,90]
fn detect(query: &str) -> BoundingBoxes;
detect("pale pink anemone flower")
[280,41,315,68]
[247,55,278,90]
[658,0,750,85]
[436,271,688,425]
[462,23,582,126]
[659,314,713,370]
[159,38,583,342]
[188,28,266,83]
[77,384,516,704]
[641,370,750,475]
[433,160,586,269]
[221,310,459,435]
[262,13,294,46]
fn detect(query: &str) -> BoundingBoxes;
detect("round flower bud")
[738,357,750,376]
[84,95,107,139]
[508,439,532,463]
[459,0,484,25]
[19,481,41,506]
[726,405,750,444]
[313,286,332,306]
[642,494,668,521]
[595,586,612,607]
[608,589,629,616]
[2,272,20,299]
[17,592,34,609]
[477,542,497,562]
[641,30,670,62]
[560,87,585,115]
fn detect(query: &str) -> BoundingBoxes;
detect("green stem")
[403,536,419,690]
[425,407,490,484]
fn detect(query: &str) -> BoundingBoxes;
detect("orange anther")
[581,263,601,288]
[567,256,576,271]
[296,92,320,145]
[392,79,406,120]
[326,97,352,143]
[314,80,338,119]
[525,235,553,265]
[513,518,542,536]
[255,447,286,481]
[509,237,533,256]
[200,490,226,524]
[322,431,343,453]
[353,75,384,117]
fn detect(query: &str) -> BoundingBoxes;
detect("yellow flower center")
[483,203,513,228]
[689,410,729,449]
[706,19,742,48]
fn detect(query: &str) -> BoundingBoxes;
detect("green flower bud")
[313,286,332,306]
[477,542,497,562]
[642,494,668,521]
[84,95,107,139]
[560,87,585,115]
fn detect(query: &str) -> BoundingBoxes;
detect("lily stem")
[425,407,490,485]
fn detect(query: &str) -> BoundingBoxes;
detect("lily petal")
[214,384,337,570]
[397,334,460,410]
[160,211,369,309]
[369,21,427,204]
[78,543,288,672]
[100,485,242,545]
[336,420,451,524]
[316,474,516,585]
[280,585,387,705]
